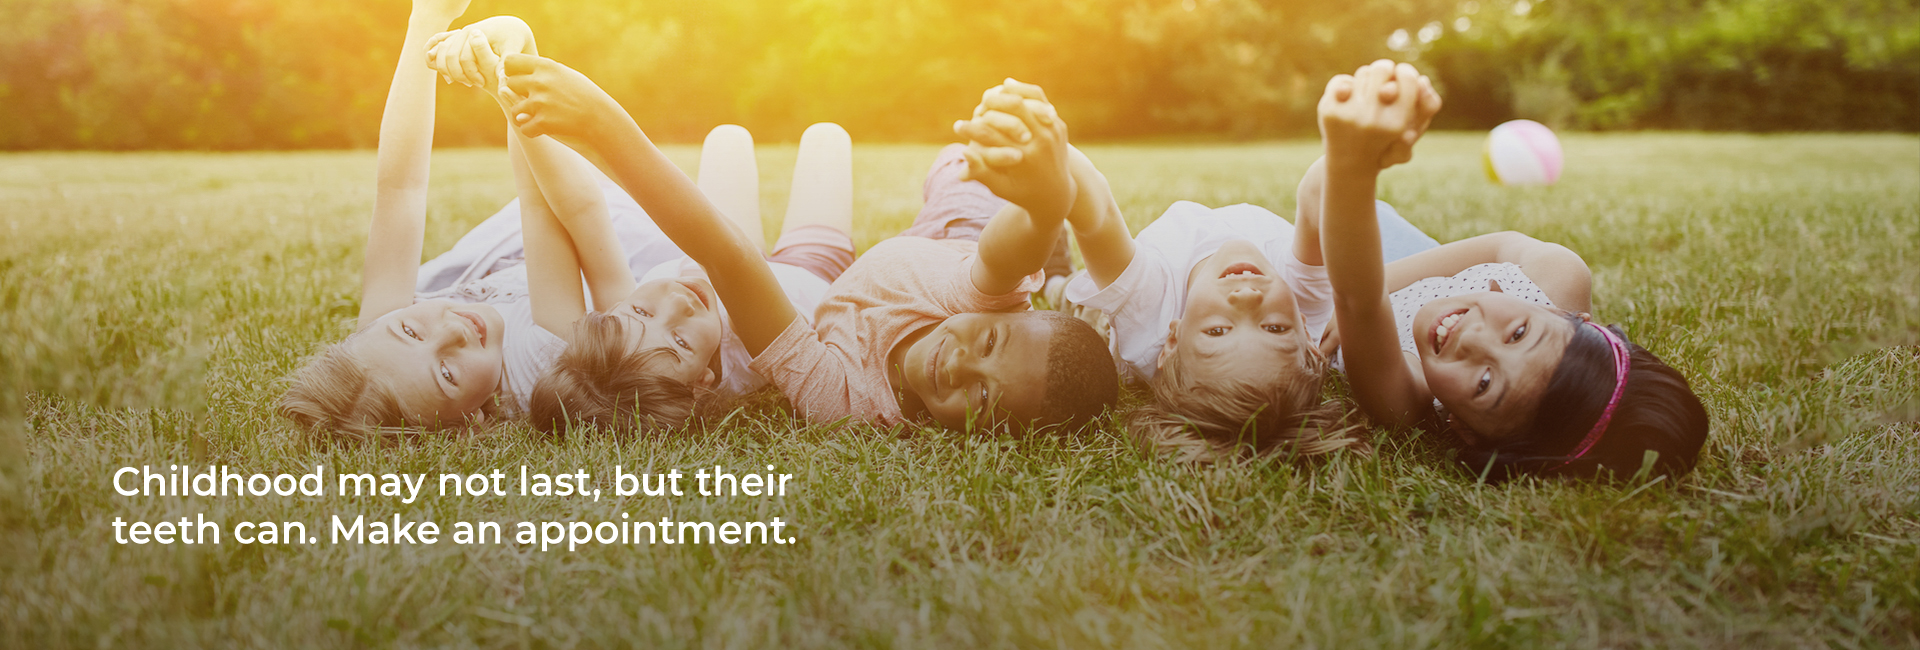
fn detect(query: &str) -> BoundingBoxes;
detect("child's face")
[1162,241,1316,382]
[609,278,724,387]
[349,300,506,426]
[1411,287,1577,444]
[898,311,1054,430]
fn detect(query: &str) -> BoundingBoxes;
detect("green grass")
[2,133,1917,648]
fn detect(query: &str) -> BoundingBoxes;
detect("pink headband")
[1556,322,1631,467]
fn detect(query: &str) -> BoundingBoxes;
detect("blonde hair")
[529,311,702,437]
[1128,344,1362,463]
[277,341,406,439]
[278,334,498,439]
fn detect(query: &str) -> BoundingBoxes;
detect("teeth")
[1435,312,1463,349]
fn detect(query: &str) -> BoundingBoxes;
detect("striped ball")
[1483,120,1563,186]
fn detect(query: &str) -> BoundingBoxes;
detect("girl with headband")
[1315,60,1709,481]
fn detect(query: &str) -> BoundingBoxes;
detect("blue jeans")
[1375,200,1439,263]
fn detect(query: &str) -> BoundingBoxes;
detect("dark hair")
[1459,316,1710,482]
[1130,339,1363,463]
[1031,311,1120,432]
[529,311,701,437]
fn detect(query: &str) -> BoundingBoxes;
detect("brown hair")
[529,311,701,437]
[277,340,408,439]
[1128,343,1361,463]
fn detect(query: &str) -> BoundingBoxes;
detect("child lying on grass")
[278,3,676,435]
[947,78,1440,462]
[1316,60,1709,481]
[278,7,855,437]
[495,53,1118,432]
[419,20,862,435]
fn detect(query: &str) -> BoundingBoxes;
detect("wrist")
[1323,151,1382,178]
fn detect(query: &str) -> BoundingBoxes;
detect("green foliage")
[0,0,1454,149]
[27,0,1916,150]
[1422,0,1920,130]
[1,135,1916,646]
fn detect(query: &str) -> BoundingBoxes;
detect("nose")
[942,338,979,388]
[439,310,475,350]
[1451,317,1494,361]
[674,289,702,317]
[1226,286,1263,308]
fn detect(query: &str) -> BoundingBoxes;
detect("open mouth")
[1218,262,1265,279]
[1430,308,1467,353]
[925,335,946,393]
[456,310,488,347]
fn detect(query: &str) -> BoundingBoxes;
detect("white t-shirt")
[1062,201,1333,383]
[640,256,833,398]
[416,265,566,417]
[1387,262,1554,358]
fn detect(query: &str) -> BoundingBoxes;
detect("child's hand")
[1379,74,1442,167]
[950,79,1076,222]
[425,17,535,93]
[1318,60,1424,171]
[501,54,626,151]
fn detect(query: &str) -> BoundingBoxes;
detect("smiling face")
[347,300,506,427]
[897,311,1055,430]
[607,277,724,387]
[1161,240,1318,386]
[1411,289,1579,444]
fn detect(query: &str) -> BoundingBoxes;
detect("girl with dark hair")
[1315,60,1710,481]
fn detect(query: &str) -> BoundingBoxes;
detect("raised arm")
[1061,146,1134,288]
[355,1,470,327]
[1318,60,1433,427]
[1295,76,1439,269]
[428,20,638,314]
[950,80,1078,296]
[500,54,799,355]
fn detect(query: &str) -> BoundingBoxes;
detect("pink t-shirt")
[749,237,1045,426]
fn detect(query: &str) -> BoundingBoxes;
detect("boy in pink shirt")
[750,145,1110,426]
[496,55,1117,431]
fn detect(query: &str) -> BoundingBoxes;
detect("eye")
[1204,327,1228,337]
[1263,324,1288,333]
[440,361,457,386]
[403,324,422,340]
[983,330,997,357]
[977,384,989,408]
[674,332,692,352]
[631,304,652,318]
[1508,323,1527,343]
[1475,369,1491,396]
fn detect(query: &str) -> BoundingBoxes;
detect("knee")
[800,122,851,148]
[704,124,754,149]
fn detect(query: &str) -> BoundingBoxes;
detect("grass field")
[2,133,1916,648]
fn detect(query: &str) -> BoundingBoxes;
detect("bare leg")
[697,124,764,252]
[780,122,853,238]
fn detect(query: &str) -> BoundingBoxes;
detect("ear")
[695,367,718,388]
[1156,319,1180,370]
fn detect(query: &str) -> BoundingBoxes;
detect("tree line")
[1,0,1911,150]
